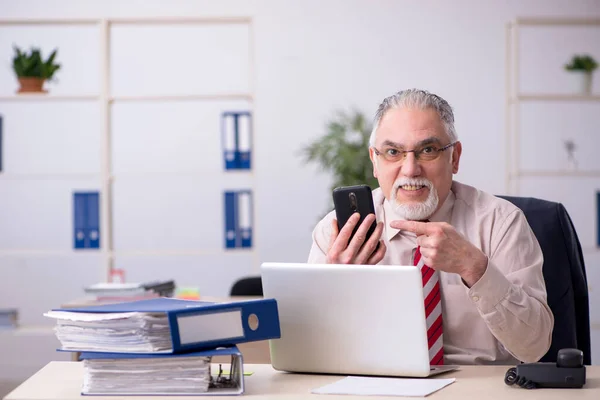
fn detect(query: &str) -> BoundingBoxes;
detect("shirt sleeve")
[307,211,336,264]
[466,209,554,363]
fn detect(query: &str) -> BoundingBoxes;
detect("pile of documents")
[83,280,176,301]
[82,354,211,395]
[44,297,281,396]
[43,311,173,353]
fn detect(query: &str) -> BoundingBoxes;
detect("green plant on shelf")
[11,45,61,94]
[564,54,598,73]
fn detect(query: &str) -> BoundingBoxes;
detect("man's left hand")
[390,220,488,287]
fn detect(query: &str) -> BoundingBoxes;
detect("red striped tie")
[414,246,444,366]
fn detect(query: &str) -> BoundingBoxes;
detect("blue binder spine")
[224,191,237,248]
[0,115,3,172]
[73,193,88,249]
[237,112,252,170]
[86,192,100,249]
[597,191,600,247]
[222,112,238,170]
[238,190,253,248]
[167,298,280,353]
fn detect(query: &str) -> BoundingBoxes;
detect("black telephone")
[504,348,586,389]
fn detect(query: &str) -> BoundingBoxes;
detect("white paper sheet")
[312,376,456,397]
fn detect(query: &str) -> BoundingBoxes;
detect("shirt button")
[472,295,480,302]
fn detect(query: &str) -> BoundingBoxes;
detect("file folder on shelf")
[80,346,244,396]
[44,297,280,354]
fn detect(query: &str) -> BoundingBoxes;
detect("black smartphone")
[332,184,377,245]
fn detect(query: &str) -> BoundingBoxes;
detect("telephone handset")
[504,348,586,389]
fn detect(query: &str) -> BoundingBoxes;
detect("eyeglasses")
[372,141,458,163]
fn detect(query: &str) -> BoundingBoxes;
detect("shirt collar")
[382,188,456,241]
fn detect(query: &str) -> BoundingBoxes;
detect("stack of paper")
[84,280,176,301]
[44,311,173,353]
[82,355,211,395]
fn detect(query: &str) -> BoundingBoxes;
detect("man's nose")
[400,152,421,177]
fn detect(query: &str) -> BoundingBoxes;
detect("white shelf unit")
[506,18,600,360]
[505,17,600,195]
[0,17,258,282]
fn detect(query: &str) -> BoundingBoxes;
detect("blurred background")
[1,0,599,395]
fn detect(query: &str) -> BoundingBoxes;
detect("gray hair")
[369,89,458,147]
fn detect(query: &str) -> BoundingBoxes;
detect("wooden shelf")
[513,17,600,27]
[0,173,101,180]
[109,171,254,181]
[109,94,252,102]
[511,170,600,178]
[112,249,255,257]
[513,94,600,102]
[0,94,99,102]
[0,249,254,257]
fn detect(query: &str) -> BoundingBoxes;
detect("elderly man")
[307,89,553,365]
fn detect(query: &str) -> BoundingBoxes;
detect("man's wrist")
[460,253,488,288]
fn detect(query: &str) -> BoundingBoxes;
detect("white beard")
[391,177,439,221]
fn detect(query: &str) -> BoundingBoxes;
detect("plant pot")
[16,77,47,94]
[568,71,593,95]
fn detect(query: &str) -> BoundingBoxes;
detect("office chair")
[230,276,263,296]
[498,195,591,365]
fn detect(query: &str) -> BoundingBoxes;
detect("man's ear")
[369,147,379,178]
[451,141,462,174]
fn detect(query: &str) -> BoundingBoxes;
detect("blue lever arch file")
[73,192,100,249]
[79,346,245,395]
[48,297,280,354]
[222,111,252,170]
[0,115,3,172]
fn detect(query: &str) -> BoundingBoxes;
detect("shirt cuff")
[465,260,511,314]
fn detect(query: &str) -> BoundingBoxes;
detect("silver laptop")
[260,262,458,377]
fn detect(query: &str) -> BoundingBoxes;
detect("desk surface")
[4,362,600,399]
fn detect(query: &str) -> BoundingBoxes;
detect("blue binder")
[73,193,88,249]
[79,346,245,396]
[56,297,280,354]
[222,111,252,170]
[0,115,3,172]
[73,192,100,249]
[224,191,237,249]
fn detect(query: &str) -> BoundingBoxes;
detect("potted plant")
[11,45,61,94]
[301,109,379,213]
[564,54,597,95]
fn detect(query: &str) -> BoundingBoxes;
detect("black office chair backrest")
[498,195,591,365]
[230,276,263,297]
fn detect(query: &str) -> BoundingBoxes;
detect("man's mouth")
[400,185,426,191]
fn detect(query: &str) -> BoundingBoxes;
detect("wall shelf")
[0,173,101,180]
[0,249,255,257]
[0,94,99,102]
[513,94,600,102]
[109,94,253,103]
[513,170,600,178]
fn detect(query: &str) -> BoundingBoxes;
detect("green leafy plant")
[12,45,61,80]
[564,54,598,73]
[301,109,379,194]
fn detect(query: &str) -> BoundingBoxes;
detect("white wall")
[0,0,599,385]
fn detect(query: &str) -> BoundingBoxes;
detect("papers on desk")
[44,310,173,353]
[312,376,456,397]
[80,346,244,395]
[82,355,211,395]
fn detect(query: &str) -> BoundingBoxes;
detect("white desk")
[4,362,600,399]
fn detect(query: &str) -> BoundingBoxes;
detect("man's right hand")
[326,213,386,264]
